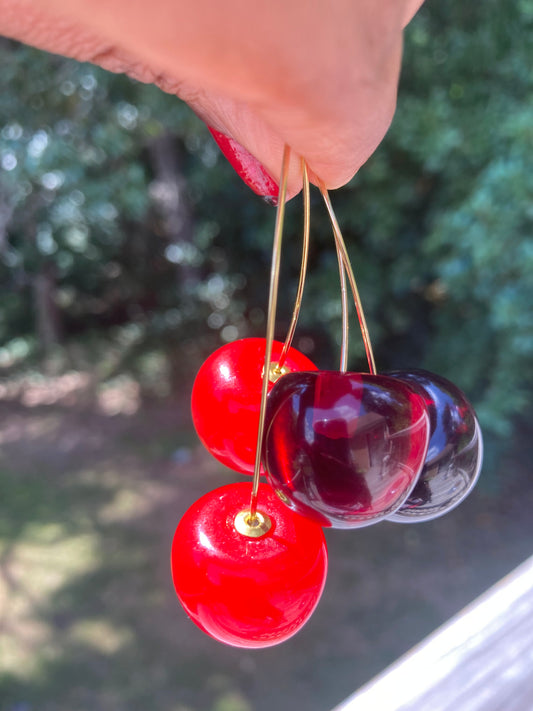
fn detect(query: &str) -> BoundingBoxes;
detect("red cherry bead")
[191,338,317,474]
[171,482,328,648]
[386,370,483,522]
[263,371,430,528]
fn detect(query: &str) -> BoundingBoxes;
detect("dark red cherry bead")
[386,370,483,522]
[171,482,328,648]
[191,338,317,475]
[263,371,430,528]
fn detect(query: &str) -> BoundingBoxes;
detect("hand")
[1,0,423,199]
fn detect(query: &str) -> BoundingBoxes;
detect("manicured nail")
[208,127,279,200]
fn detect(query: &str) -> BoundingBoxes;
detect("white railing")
[331,554,533,711]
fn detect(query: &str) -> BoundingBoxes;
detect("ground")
[1,373,532,711]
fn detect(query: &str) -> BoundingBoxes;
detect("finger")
[1,0,416,197]
[34,0,409,192]
[0,0,304,198]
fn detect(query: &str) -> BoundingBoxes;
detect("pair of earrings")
[171,146,482,648]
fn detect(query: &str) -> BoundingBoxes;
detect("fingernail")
[208,127,279,200]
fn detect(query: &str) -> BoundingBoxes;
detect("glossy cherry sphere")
[263,371,430,528]
[171,482,328,648]
[191,338,317,474]
[386,370,483,522]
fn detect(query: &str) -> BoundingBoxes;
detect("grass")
[1,382,533,711]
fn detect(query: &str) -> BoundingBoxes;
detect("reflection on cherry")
[191,338,317,474]
[263,371,430,528]
[386,369,483,522]
[171,482,328,648]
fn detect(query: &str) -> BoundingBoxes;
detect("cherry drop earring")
[172,146,328,648]
[189,154,317,476]
[263,171,482,527]
[263,177,432,528]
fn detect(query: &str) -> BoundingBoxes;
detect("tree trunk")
[32,263,62,359]
[148,132,198,294]
[148,131,202,392]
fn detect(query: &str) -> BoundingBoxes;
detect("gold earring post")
[336,241,349,373]
[319,184,377,375]
[248,145,291,521]
[276,158,310,372]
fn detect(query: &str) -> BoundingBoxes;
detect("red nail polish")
[208,127,279,200]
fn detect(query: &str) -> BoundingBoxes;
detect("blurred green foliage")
[1,0,532,451]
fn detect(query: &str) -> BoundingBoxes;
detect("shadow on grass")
[0,397,253,711]
[1,397,533,711]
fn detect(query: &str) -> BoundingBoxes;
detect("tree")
[1,0,532,457]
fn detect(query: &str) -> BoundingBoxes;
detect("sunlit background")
[1,2,532,710]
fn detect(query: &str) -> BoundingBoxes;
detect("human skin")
[0,0,423,199]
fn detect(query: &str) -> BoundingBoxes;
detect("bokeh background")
[1,2,532,710]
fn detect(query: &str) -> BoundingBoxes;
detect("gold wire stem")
[336,241,349,373]
[319,184,377,375]
[249,145,291,520]
[277,159,310,371]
